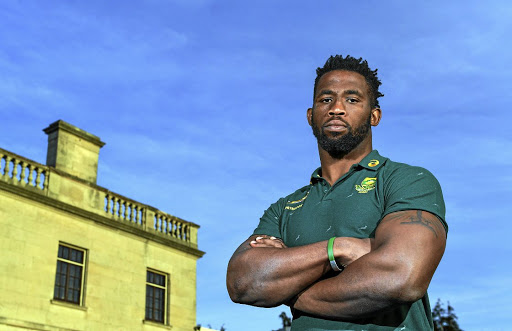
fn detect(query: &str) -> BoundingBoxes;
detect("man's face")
[307,70,380,158]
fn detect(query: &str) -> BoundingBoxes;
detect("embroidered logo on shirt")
[355,177,377,193]
[368,159,379,167]
[284,191,310,210]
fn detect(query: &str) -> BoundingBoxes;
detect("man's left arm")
[292,209,446,319]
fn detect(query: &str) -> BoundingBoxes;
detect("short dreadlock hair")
[314,55,384,108]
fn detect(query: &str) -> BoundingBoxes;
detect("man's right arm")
[226,235,371,307]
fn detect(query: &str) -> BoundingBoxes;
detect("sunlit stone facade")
[0,120,204,331]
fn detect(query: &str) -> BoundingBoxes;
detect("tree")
[272,311,292,331]
[432,298,463,331]
[193,324,226,331]
[279,311,292,327]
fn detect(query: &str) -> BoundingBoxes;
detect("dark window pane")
[70,265,79,277]
[54,245,84,305]
[54,286,64,300]
[59,274,66,286]
[59,261,67,274]
[60,246,69,259]
[155,273,165,286]
[146,271,166,323]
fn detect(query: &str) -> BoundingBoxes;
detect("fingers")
[249,236,287,248]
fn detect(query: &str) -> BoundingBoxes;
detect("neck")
[317,135,373,186]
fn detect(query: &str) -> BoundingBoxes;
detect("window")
[53,243,86,305]
[145,269,168,324]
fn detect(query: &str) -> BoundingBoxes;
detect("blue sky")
[1,1,511,330]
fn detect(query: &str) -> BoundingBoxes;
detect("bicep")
[377,209,446,245]
[374,210,446,294]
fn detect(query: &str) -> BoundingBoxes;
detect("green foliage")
[272,312,292,331]
[193,323,226,331]
[432,298,463,331]
[279,311,292,327]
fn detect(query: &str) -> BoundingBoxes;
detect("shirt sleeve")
[382,165,448,234]
[252,197,287,238]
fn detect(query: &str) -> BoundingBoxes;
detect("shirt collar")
[358,150,388,171]
[310,150,388,183]
[310,167,323,184]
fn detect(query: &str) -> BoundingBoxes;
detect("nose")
[328,103,346,116]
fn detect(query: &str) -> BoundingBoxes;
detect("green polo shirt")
[253,150,447,331]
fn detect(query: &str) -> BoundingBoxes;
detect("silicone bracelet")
[327,237,344,272]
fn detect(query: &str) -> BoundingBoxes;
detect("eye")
[346,97,359,103]
[320,97,333,103]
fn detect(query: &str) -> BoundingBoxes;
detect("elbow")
[226,269,249,303]
[387,274,428,303]
[226,277,250,304]
[226,269,261,305]
[394,285,426,303]
[226,271,283,307]
[228,288,245,304]
[226,251,285,307]
[227,278,281,307]
[226,255,253,304]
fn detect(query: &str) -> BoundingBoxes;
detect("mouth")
[323,120,348,133]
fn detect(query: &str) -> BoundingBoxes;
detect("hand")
[250,236,287,249]
[335,237,372,266]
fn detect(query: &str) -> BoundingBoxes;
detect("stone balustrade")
[103,191,195,244]
[0,148,48,191]
[0,147,198,248]
[154,211,191,242]
[104,192,145,226]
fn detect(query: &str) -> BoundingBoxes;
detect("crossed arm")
[226,209,446,319]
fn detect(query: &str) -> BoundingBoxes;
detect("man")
[226,55,447,330]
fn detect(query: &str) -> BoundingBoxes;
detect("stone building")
[0,120,204,330]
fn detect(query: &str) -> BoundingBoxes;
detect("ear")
[370,107,382,126]
[307,108,313,126]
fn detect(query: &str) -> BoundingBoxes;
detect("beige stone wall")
[0,188,198,331]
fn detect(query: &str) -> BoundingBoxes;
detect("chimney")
[43,120,105,184]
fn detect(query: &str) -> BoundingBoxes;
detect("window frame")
[53,242,87,306]
[145,268,169,325]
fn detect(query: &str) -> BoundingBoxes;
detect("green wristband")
[327,237,343,272]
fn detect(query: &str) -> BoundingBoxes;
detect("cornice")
[43,120,106,148]
[0,181,205,258]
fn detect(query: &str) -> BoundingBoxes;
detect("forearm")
[293,251,409,318]
[226,236,331,307]
[226,235,371,307]
[293,210,446,319]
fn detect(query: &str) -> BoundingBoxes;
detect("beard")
[311,113,371,159]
